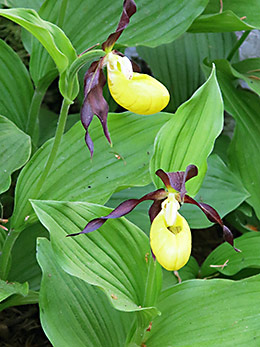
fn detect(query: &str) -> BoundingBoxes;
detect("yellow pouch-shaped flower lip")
[150,211,191,271]
[106,53,170,115]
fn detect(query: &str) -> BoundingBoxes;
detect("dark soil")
[0,305,52,347]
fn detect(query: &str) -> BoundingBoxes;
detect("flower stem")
[227,31,251,62]
[31,97,71,197]
[26,69,58,145]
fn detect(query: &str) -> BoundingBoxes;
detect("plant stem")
[227,31,251,62]
[26,69,58,145]
[32,97,71,197]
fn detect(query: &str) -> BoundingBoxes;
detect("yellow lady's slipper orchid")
[69,165,238,271]
[150,201,191,271]
[106,52,170,115]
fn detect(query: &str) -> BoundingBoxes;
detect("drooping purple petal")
[81,59,110,157]
[149,199,165,223]
[102,0,137,51]
[67,189,167,237]
[156,165,198,199]
[184,195,239,251]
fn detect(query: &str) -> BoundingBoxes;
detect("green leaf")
[189,0,260,32]
[37,238,133,347]
[0,39,33,131]
[32,200,162,316]
[145,275,260,346]
[0,7,77,99]
[150,66,223,196]
[180,154,249,228]
[38,109,80,146]
[8,222,48,291]
[0,115,31,194]
[232,58,260,95]
[225,203,260,234]
[0,279,28,302]
[0,0,44,10]
[201,233,260,278]
[29,0,207,84]
[162,256,199,290]
[12,112,170,230]
[212,59,260,219]
[138,32,238,112]
[0,290,38,311]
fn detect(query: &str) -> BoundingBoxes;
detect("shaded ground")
[0,305,51,347]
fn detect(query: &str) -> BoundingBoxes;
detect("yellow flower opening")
[105,52,170,115]
[150,194,191,271]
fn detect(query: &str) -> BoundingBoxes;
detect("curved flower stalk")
[68,165,239,272]
[81,0,170,156]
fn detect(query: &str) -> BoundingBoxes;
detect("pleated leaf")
[37,238,133,347]
[0,0,43,10]
[29,0,207,84]
[180,154,249,228]
[150,66,223,196]
[201,232,260,278]
[144,275,260,346]
[212,59,260,219]
[32,200,162,316]
[189,0,260,32]
[0,7,77,98]
[0,115,31,194]
[0,290,38,312]
[8,222,49,291]
[232,58,260,95]
[138,32,238,112]
[12,112,170,230]
[0,39,33,131]
[0,279,28,302]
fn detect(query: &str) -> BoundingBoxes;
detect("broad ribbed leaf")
[12,112,170,230]
[0,115,31,194]
[225,203,260,234]
[150,66,223,196]
[0,40,33,131]
[0,279,28,302]
[201,233,260,278]
[29,0,208,84]
[33,200,162,316]
[232,58,260,95]
[0,290,38,311]
[0,0,43,10]
[162,256,199,290]
[212,59,260,219]
[189,0,260,32]
[37,238,133,347]
[8,223,48,291]
[0,7,77,98]
[145,275,260,346]
[138,32,237,112]
[181,154,249,228]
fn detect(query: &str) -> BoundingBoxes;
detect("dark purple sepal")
[156,165,198,200]
[102,0,137,51]
[67,189,167,237]
[81,59,110,157]
[184,195,238,250]
[149,199,164,223]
